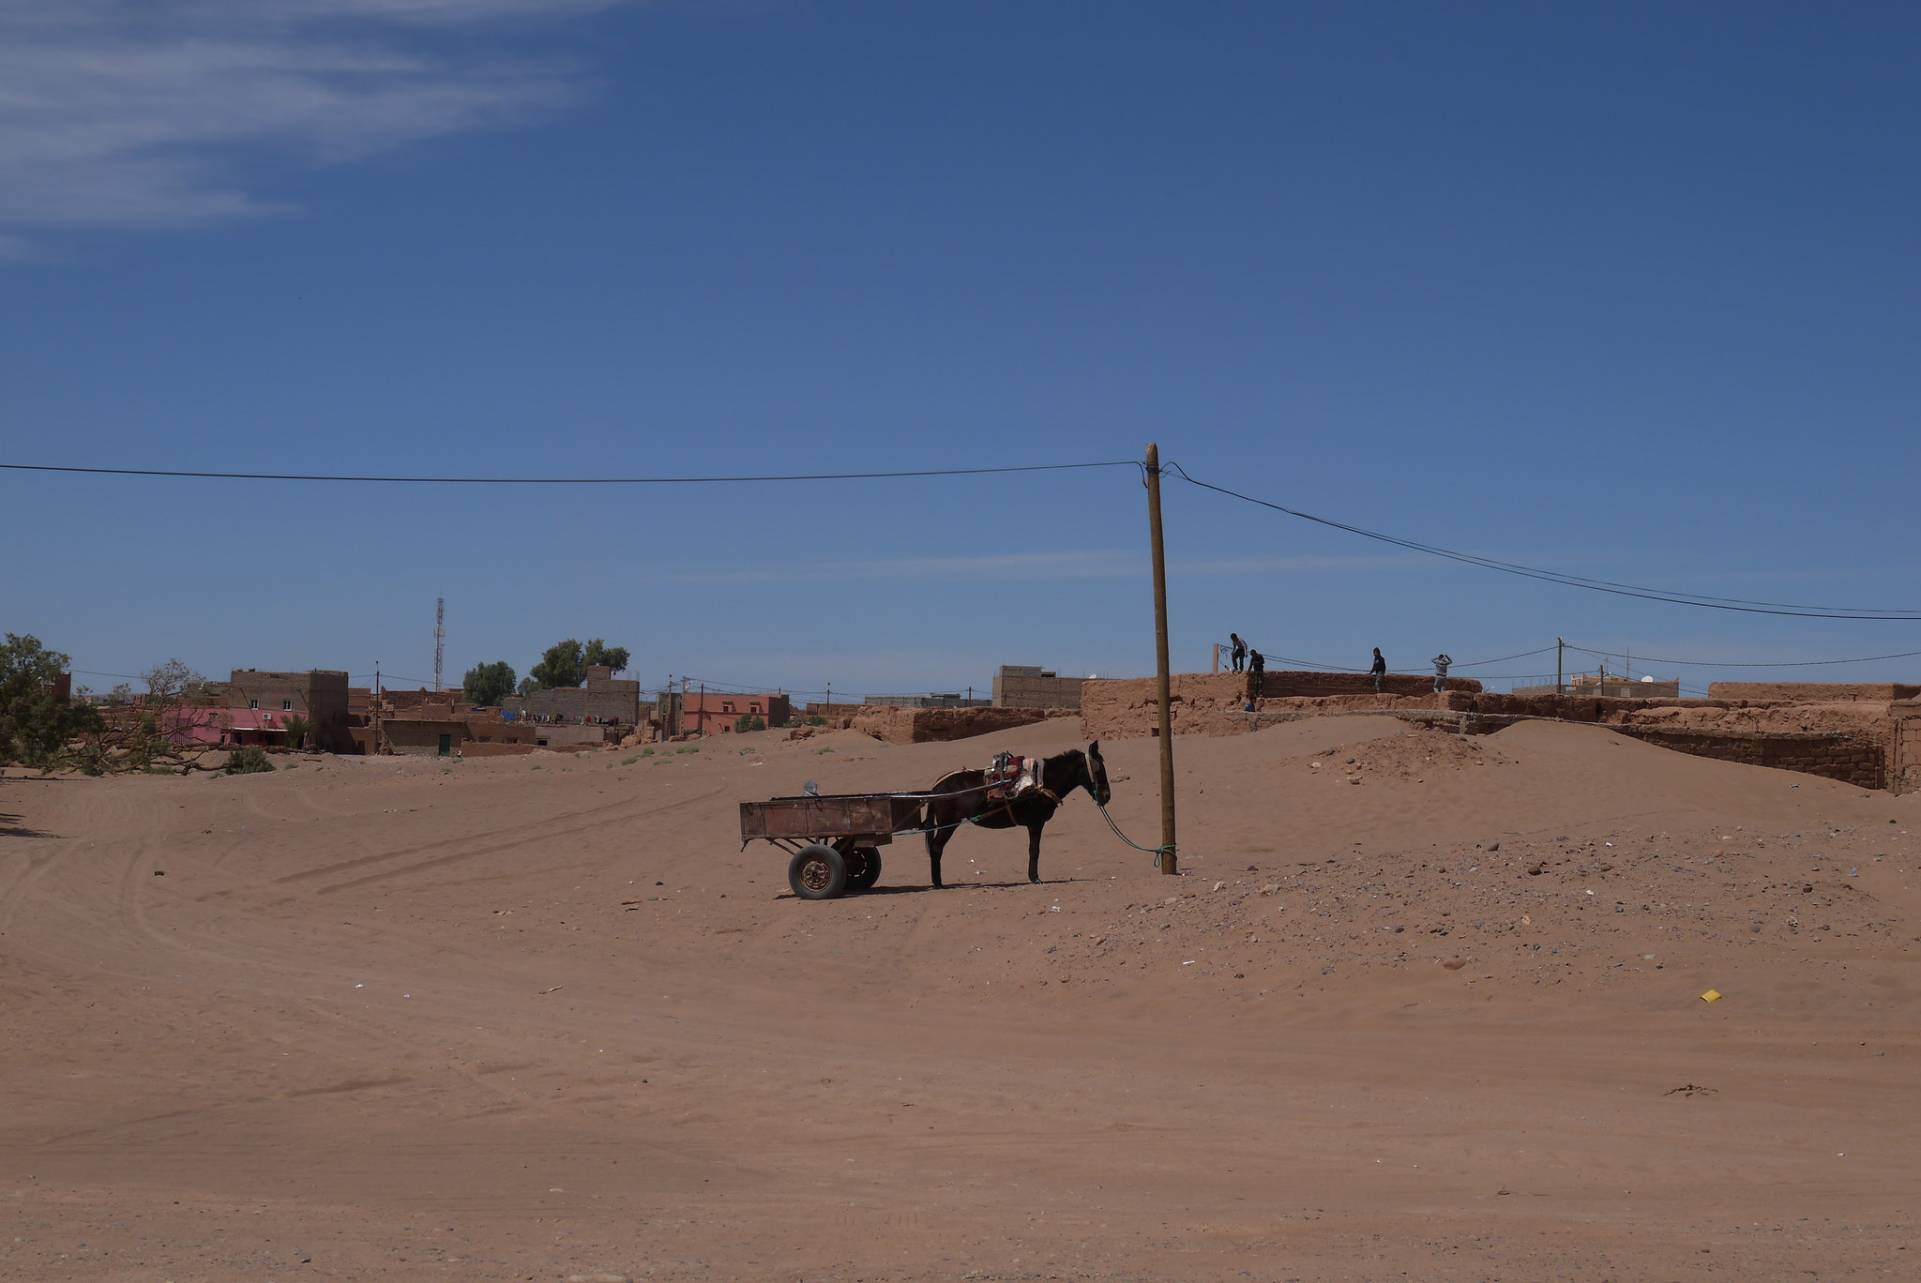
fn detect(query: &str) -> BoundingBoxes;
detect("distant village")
[73,661,1092,760]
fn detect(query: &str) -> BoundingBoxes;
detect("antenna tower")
[434,596,445,691]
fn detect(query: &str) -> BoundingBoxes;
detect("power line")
[0,460,1139,485]
[679,675,833,698]
[1219,640,1554,675]
[1565,643,1921,669]
[1257,652,1368,673]
[1165,464,1921,621]
[1453,645,1559,669]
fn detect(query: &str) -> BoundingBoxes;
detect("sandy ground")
[3,718,1918,1281]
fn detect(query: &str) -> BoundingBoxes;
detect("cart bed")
[738,793,925,846]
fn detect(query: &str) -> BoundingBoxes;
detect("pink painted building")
[160,706,303,748]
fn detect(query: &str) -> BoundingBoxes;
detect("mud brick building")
[380,715,466,757]
[503,665,641,725]
[863,693,991,708]
[993,665,1088,710]
[681,691,791,736]
[211,670,350,752]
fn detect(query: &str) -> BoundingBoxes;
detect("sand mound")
[1302,722,1490,782]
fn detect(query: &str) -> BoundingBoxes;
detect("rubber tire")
[847,846,883,891]
[788,844,848,900]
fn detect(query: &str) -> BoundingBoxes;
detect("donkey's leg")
[925,816,951,889]
[1026,821,1045,884]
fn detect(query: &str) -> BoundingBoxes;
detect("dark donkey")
[921,743,1112,888]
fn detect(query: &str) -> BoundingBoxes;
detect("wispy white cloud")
[641,549,1426,586]
[0,0,628,246]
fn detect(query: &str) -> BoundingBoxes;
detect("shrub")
[803,715,828,726]
[283,714,310,750]
[225,747,274,775]
[734,714,766,733]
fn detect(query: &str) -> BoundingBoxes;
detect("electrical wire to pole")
[1163,463,1921,621]
[1564,643,1921,668]
[25,449,1920,616]
[0,460,1141,485]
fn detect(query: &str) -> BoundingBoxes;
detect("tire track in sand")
[301,786,730,898]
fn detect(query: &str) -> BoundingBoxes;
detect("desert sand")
[3,717,1918,1281]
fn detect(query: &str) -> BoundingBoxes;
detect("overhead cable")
[1564,643,1921,668]
[1452,645,1559,669]
[1164,464,1921,621]
[0,460,1139,485]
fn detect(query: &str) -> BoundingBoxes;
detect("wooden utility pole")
[1144,443,1178,875]
[1556,637,1564,694]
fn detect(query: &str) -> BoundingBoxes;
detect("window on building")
[282,699,292,711]
[248,698,259,709]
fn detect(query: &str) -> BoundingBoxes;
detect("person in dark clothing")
[1245,648,1266,706]
[1229,633,1247,674]
[1370,647,1387,693]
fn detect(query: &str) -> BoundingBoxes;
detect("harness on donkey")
[984,751,1056,809]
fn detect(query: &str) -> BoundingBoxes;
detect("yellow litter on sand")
[1700,989,1723,1003]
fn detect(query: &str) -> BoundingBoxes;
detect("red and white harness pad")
[984,752,1041,802]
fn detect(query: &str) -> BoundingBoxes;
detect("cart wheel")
[847,846,883,891]
[788,844,848,900]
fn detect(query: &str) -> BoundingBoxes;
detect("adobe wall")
[460,741,537,758]
[852,705,1067,745]
[993,666,1090,710]
[1610,726,1886,790]
[1081,674,1912,792]
[1080,672,1483,739]
[465,717,536,744]
[503,670,642,724]
[1708,681,1920,703]
[532,724,615,748]
[1893,705,1921,795]
[383,719,464,757]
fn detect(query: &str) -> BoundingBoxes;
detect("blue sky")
[4,0,1918,698]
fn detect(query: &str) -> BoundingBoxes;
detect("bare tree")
[68,659,225,775]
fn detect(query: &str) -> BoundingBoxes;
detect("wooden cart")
[739,793,926,900]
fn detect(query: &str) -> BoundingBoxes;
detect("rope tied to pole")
[1094,798,1177,871]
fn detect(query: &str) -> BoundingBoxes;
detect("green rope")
[1094,800,1177,870]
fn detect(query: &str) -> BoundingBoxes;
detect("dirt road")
[3,718,1917,1280]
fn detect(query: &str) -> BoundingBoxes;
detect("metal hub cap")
[799,857,833,892]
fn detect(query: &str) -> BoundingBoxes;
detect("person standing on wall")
[1370,647,1387,692]
[1245,648,1266,708]
[1229,633,1247,674]
[1431,652,1452,693]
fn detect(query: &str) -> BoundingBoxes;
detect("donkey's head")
[1080,741,1111,806]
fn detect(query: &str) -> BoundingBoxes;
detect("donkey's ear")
[1088,740,1101,756]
